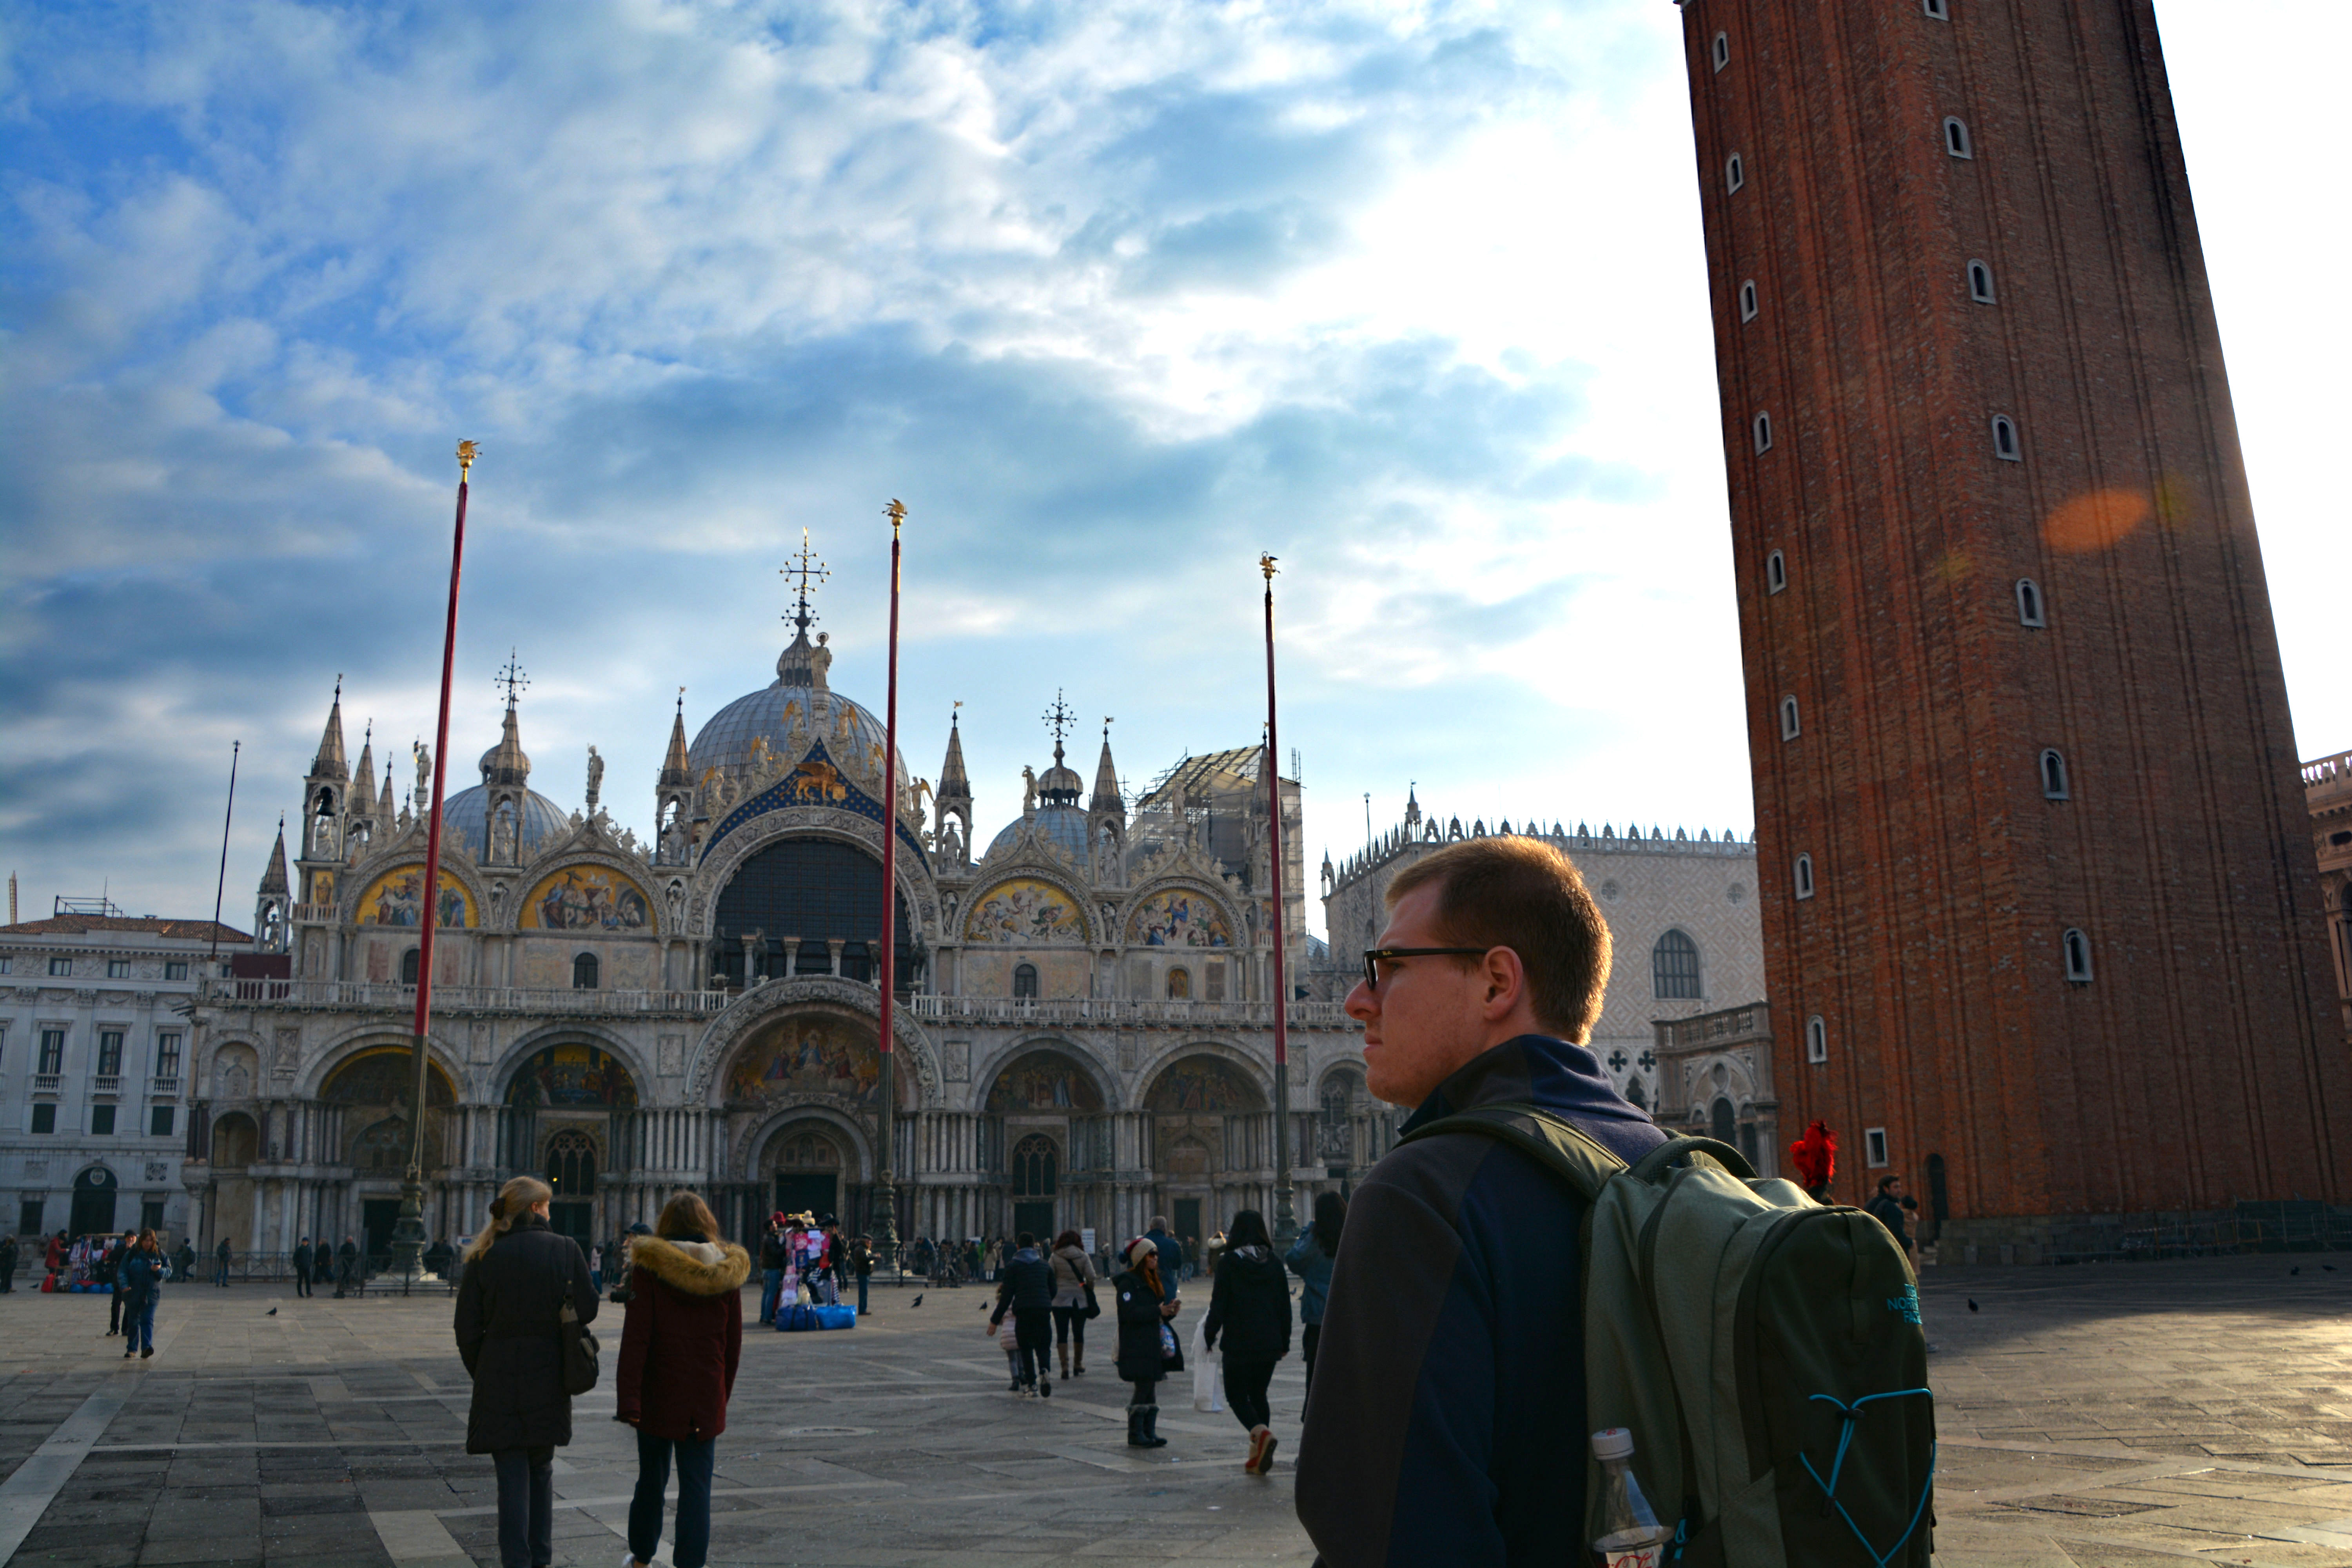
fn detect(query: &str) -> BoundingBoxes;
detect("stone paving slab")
[2,1254,2350,1563]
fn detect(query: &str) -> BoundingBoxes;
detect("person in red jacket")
[616,1192,749,1568]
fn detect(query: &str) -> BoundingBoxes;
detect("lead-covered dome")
[985,803,1091,862]
[687,626,908,789]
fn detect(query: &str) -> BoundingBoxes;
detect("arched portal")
[70,1165,121,1239]
[711,838,913,989]
[500,1043,638,1245]
[323,1047,459,1261]
[982,1047,1107,1241]
[763,1124,846,1223]
[1143,1053,1268,1256]
[721,1013,906,1240]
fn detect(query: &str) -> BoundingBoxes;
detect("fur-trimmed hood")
[629,1235,751,1297]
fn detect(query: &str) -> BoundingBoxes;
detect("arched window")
[1944,117,1973,158]
[1625,1078,1647,1110]
[1806,1014,1829,1063]
[1726,152,1745,193]
[572,952,599,989]
[1753,410,1773,453]
[2062,927,2093,982]
[1923,0,1949,19]
[2015,577,2045,627]
[1779,696,1801,740]
[1711,30,1729,71]
[1766,549,1787,593]
[1711,1097,1737,1146]
[2040,749,2070,800]
[1794,853,1816,900]
[399,947,419,985]
[1968,260,1995,303]
[1739,279,1758,321]
[1652,930,1701,1000]
[545,1128,596,1196]
[1992,415,2021,460]
[1012,962,1039,999]
[1167,967,1192,1000]
[1011,1133,1058,1198]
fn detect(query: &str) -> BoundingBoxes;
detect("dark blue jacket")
[1284,1228,1336,1326]
[1294,1034,1666,1568]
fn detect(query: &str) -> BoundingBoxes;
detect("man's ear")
[1477,947,1527,1020]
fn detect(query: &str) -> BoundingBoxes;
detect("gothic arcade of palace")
[187,598,1378,1259]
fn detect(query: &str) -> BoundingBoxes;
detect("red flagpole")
[394,439,475,1279]
[872,499,906,1267]
[1261,553,1297,1245]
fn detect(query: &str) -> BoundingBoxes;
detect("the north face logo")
[1885,1285,1920,1324]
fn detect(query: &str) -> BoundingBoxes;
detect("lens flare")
[2043,488,2152,554]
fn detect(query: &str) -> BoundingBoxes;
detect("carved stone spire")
[309,677,348,781]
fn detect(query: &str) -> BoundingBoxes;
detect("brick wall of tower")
[1677,0,2351,1221]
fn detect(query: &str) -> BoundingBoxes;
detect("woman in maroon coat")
[616,1192,750,1568]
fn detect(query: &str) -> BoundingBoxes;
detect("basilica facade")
[185,588,1370,1262]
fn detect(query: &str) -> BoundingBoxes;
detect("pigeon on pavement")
[910,1294,923,1308]
[1966,1299,1979,1312]
[267,1308,278,1316]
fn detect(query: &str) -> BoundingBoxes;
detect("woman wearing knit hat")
[1112,1236,1183,1447]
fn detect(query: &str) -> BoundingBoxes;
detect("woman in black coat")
[1202,1208,1293,1475]
[454,1176,599,1568]
[1111,1236,1181,1448]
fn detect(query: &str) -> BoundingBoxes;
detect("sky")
[2,0,2344,937]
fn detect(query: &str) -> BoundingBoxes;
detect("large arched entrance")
[719,1010,911,1242]
[499,1042,639,1246]
[711,838,914,989]
[321,1047,457,1262]
[1142,1053,1267,1256]
[982,1047,1107,1242]
[765,1125,847,1221]
[70,1165,121,1239]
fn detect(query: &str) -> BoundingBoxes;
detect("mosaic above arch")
[1146,1054,1261,1114]
[520,865,652,932]
[985,1049,1105,1113]
[724,1014,913,1109]
[321,1046,457,1107]
[356,865,475,929]
[506,1044,637,1109]
[964,877,1085,944]
[1128,886,1230,948]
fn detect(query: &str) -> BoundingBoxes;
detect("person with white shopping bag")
[1190,1308,1222,1412]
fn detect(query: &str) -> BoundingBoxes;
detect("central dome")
[688,626,909,790]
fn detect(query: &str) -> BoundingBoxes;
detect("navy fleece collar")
[1400,1033,1653,1138]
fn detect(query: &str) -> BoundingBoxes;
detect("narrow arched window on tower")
[2015,577,2045,626]
[1013,962,1039,999]
[1794,853,1816,900]
[1712,30,1729,71]
[2040,748,2070,800]
[1922,0,1949,19]
[1726,152,1745,193]
[400,947,419,985]
[1779,695,1801,740]
[1753,411,1773,453]
[1992,415,2021,461]
[1806,1014,1829,1063]
[2062,927,2093,982]
[1652,929,1702,1000]
[1739,279,1758,321]
[572,951,599,989]
[1766,549,1787,593]
[1944,117,1973,158]
[1968,260,1996,303]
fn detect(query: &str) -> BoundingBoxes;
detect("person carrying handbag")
[454,1176,599,1568]
[1112,1236,1182,1448]
[1047,1229,1098,1379]
[616,1192,748,1568]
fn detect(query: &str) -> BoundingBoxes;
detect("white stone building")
[1,904,249,1246]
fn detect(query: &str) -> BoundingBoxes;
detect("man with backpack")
[1866,1176,1918,1262]
[1295,836,1665,1565]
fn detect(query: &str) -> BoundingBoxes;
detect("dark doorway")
[1172,1198,1202,1259]
[1013,1201,1054,1241]
[362,1198,401,1263]
[549,1202,593,1247]
[1926,1153,1951,1242]
[69,1168,118,1239]
[774,1172,838,1221]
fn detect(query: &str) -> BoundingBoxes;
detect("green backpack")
[1399,1103,1934,1568]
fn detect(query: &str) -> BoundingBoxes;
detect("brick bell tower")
[1675,0,2351,1242]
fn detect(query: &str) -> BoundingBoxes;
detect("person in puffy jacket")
[1203,1209,1293,1475]
[1284,1189,1345,1394]
[987,1232,1056,1396]
[453,1176,599,1568]
[617,1191,748,1568]
[120,1230,165,1360]
[1112,1236,1181,1447]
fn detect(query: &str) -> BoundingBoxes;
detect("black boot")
[1127,1406,1151,1446]
[1138,1405,1167,1448]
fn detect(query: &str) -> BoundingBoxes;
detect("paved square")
[0,1257,2348,1565]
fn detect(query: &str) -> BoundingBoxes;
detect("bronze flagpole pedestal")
[1261,554,1298,1247]
[393,440,477,1284]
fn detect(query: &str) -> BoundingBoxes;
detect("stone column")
[782,938,801,977]
[828,939,845,978]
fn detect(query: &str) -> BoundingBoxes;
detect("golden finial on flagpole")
[1260,552,1279,581]
[886,497,907,536]
[456,439,479,480]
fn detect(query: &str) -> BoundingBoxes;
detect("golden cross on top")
[780,528,829,633]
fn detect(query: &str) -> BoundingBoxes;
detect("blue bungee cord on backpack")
[1800,1390,1935,1568]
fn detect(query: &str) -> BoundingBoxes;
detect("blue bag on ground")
[775,1302,821,1331]
[812,1303,856,1330]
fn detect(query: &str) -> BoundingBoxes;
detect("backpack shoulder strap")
[1397,1102,1630,1205]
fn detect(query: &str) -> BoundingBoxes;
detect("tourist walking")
[1295,835,1666,1564]
[1113,1236,1181,1447]
[1048,1229,1097,1377]
[1143,1216,1184,1299]
[987,1232,1055,1396]
[104,1233,131,1334]
[0,1232,17,1293]
[1203,1209,1291,1475]
[47,1231,68,1276]
[173,1238,195,1284]
[213,1236,232,1288]
[757,1216,787,1325]
[121,1230,164,1360]
[1285,1190,1344,1394]
[335,1235,360,1298]
[616,1191,747,1568]
[851,1234,874,1316]
[291,1238,314,1298]
[454,1176,599,1568]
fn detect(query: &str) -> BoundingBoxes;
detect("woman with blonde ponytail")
[454,1176,598,1568]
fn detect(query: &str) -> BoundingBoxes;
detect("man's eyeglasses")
[1361,947,1492,992]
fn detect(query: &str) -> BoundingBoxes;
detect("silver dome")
[985,802,1093,862]
[440,784,569,858]
[689,685,909,788]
